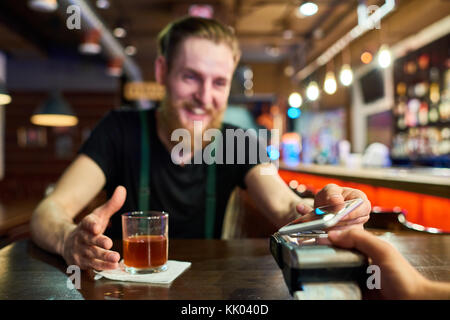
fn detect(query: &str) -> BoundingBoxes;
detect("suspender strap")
[138,109,217,238]
[204,162,216,239]
[139,110,150,211]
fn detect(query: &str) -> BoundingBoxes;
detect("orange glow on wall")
[278,169,450,232]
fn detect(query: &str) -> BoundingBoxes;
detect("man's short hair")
[157,16,241,70]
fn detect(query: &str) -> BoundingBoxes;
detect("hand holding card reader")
[270,199,369,299]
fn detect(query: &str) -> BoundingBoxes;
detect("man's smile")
[182,105,211,122]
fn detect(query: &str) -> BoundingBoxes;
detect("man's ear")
[155,55,167,85]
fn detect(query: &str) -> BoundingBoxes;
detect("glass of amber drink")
[121,211,168,274]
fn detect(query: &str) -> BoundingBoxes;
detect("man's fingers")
[89,258,119,271]
[78,229,113,249]
[335,215,370,227]
[339,188,371,222]
[339,204,371,222]
[86,186,127,235]
[93,186,127,221]
[82,244,120,263]
[80,215,101,234]
[314,184,345,208]
[342,187,369,201]
[295,202,314,216]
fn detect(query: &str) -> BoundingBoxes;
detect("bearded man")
[30,16,371,271]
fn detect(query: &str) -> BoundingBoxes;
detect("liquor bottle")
[418,102,429,126]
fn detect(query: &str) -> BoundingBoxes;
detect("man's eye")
[184,74,196,80]
[214,80,227,87]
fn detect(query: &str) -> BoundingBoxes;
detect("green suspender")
[138,110,216,238]
[204,150,216,239]
[139,111,150,211]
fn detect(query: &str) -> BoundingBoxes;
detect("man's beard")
[158,96,225,157]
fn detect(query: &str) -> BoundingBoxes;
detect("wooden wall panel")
[0,91,119,202]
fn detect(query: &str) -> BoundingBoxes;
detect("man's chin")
[181,110,212,127]
[182,120,212,132]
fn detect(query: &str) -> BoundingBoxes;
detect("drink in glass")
[121,211,168,274]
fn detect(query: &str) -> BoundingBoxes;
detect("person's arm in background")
[30,154,123,270]
[244,163,371,229]
[328,228,450,300]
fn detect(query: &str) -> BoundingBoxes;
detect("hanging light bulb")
[113,27,127,38]
[96,0,110,9]
[79,29,102,55]
[299,2,318,17]
[324,71,337,95]
[28,0,58,12]
[284,65,295,77]
[339,64,353,86]
[361,51,373,64]
[378,44,392,68]
[106,57,124,77]
[306,81,319,101]
[124,45,137,56]
[288,92,302,108]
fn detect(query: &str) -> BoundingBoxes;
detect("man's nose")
[194,81,213,108]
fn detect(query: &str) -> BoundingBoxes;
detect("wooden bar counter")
[0,231,449,300]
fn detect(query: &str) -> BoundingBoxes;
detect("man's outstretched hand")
[62,186,126,270]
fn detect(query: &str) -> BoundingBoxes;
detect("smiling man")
[30,16,371,271]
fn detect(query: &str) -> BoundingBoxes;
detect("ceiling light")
[361,51,373,64]
[243,68,253,80]
[288,92,302,108]
[124,45,137,56]
[28,0,58,12]
[188,4,214,18]
[79,29,102,55]
[244,79,253,90]
[306,81,319,101]
[96,0,110,9]
[324,71,337,95]
[299,2,318,17]
[283,30,294,40]
[378,44,392,68]
[0,81,12,105]
[107,57,123,77]
[113,27,127,38]
[31,92,78,127]
[284,66,295,77]
[339,64,353,86]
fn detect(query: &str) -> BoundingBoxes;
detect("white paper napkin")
[94,260,191,284]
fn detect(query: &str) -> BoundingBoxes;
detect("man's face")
[160,37,235,137]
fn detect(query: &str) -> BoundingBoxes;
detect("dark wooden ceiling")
[0,0,447,81]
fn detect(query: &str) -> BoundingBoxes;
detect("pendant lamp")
[31,91,78,127]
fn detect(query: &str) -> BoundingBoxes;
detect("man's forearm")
[30,198,76,257]
[421,279,450,300]
[263,192,311,229]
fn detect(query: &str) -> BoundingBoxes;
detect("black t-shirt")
[79,108,266,239]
